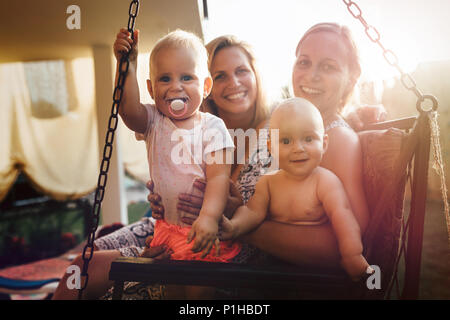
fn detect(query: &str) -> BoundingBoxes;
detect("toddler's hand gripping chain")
[78,0,140,300]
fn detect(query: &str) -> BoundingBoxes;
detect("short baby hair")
[270,97,325,134]
[149,29,209,80]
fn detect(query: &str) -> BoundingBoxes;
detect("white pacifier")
[169,99,188,117]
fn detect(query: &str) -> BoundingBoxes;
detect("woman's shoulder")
[326,123,359,147]
[323,120,362,169]
[325,117,352,132]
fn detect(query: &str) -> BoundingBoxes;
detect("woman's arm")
[243,221,341,268]
[320,127,370,234]
[146,177,243,224]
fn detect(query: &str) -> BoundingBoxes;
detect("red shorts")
[150,220,241,262]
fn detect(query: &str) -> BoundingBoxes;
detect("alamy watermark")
[66,264,81,290]
[66,5,81,30]
[366,265,381,290]
[170,125,279,172]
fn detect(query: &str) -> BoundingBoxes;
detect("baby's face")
[148,46,211,120]
[271,103,327,179]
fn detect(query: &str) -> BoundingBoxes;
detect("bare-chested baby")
[220,97,371,280]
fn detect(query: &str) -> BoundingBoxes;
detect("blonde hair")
[295,22,361,108]
[202,35,270,129]
[149,29,209,80]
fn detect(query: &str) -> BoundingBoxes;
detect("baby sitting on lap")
[221,97,371,280]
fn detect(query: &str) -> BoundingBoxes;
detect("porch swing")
[79,0,449,300]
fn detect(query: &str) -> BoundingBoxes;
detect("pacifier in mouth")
[169,99,187,117]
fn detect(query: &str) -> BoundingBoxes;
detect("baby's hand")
[340,254,370,281]
[218,216,237,241]
[187,215,220,258]
[113,28,139,62]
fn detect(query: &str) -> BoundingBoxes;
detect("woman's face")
[209,46,257,116]
[292,31,352,114]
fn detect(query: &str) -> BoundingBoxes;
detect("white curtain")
[0,58,150,202]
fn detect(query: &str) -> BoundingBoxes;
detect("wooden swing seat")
[109,113,431,300]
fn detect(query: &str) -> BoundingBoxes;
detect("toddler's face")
[271,107,327,178]
[148,47,211,120]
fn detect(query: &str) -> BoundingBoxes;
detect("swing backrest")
[358,115,430,299]
[109,114,430,299]
[358,122,409,298]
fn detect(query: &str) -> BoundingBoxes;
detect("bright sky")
[202,0,450,101]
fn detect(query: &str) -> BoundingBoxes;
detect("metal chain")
[342,0,438,113]
[78,0,140,300]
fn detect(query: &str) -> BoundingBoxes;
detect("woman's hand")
[147,180,164,220]
[224,181,244,218]
[146,178,243,224]
[179,179,243,225]
[178,179,205,224]
[139,235,173,260]
[345,104,387,131]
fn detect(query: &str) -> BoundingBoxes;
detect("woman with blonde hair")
[202,35,270,130]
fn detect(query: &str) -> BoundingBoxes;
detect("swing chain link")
[342,0,438,113]
[78,0,140,300]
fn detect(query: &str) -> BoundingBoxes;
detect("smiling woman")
[292,23,361,121]
[209,47,257,119]
[202,35,270,133]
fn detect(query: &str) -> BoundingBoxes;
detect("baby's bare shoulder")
[327,125,358,139]
[315,167,342,185]
[258,170,288,192]
[255,171,275,188]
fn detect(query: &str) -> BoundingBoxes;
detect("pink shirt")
[137,105,234,226]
